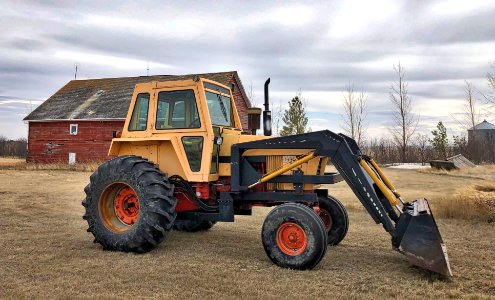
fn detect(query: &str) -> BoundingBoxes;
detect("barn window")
[70,124,78,135]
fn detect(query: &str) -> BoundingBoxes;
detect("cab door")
[210,126,221,174]
[152,84,213,181]
[202,80,242,177]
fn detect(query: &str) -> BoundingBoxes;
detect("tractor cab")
[109,78,246,182]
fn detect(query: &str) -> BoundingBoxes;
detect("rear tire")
[82,155,176,253]
[261,203,327,270]
[173,219,216,232]
[318,196,349,246]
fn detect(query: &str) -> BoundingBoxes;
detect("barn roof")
[24,71,250,121]
[468,120,495,131]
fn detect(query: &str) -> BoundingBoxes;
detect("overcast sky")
[1,0,494,140]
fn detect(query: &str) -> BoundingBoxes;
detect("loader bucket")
[395,198,452,277]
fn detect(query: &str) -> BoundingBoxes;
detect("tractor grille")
[266,155,291,190]
[265,155,327,191]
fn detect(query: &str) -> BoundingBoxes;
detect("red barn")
[24,71,252,163]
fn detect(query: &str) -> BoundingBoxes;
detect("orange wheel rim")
[319,208,333,230]
[99,183,140,233]
[276,222,307,256]
[114,186,140,225]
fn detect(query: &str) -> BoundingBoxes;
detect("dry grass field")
[0,157,100,172]
[1,164,494,299]
[0,157,25,168]
[419,164,495,181]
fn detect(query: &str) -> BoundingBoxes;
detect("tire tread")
[82,155,177,253]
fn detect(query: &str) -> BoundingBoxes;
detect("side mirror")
[112,130,122,138]
[247,107,262,135]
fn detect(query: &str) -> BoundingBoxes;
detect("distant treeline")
[1,134,493,164]
[0,137,27,158]
[364,137,495,164]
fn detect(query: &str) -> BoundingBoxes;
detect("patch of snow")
[387,163,430,170]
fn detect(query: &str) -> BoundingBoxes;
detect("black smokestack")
[263,78,272,136]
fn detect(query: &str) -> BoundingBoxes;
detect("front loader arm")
[326,135,396,233]
[232,130,397,233]
[232,130,452,277]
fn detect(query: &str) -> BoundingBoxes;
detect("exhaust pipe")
[263,78,272,136]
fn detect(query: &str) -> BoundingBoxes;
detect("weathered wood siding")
[229,76,249,131]
[27,120,124,163]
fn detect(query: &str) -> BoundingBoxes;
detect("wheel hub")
[318,208,333,230]
[114,186,140,225]
[276,222,307,256]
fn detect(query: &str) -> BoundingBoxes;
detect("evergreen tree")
[429,121,448,159]
[279,96,309,136]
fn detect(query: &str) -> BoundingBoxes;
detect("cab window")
[205,91,232,127]
[128,93,150,131]
[182,136,203,172]
[156,90,200,129]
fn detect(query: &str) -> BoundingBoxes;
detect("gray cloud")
[0,0,494,139]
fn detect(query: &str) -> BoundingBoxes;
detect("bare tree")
[0,135,6,156]
[487,63,495,103]
[341,83,356,140]
[464,81,480,131]
[463,81,487,162]
[340,83,368,147]
[483,63,495,116]
[0,136,27,158]
[389,62,419,162]
[271,100,284,136]
[356,90,367,146]
[246,82,256,107]
[415,133,429,165]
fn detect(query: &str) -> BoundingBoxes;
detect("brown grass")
[0,156,100,172]
[0,157,25,167]
[419,164,495,181]
[328,165,495,223]
[434,182,495,222]
[1,168,495,299]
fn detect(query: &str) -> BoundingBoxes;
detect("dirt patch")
[1,169,494,299]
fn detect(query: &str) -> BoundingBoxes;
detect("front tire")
[82,155,177,253]
[262,203,327,270]
[317,196,349,246]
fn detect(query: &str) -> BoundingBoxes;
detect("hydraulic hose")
[169,175,218,212]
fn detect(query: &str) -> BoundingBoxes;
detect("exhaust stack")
[263,78,272,136]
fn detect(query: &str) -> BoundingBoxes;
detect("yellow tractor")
[82,76,451,276]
